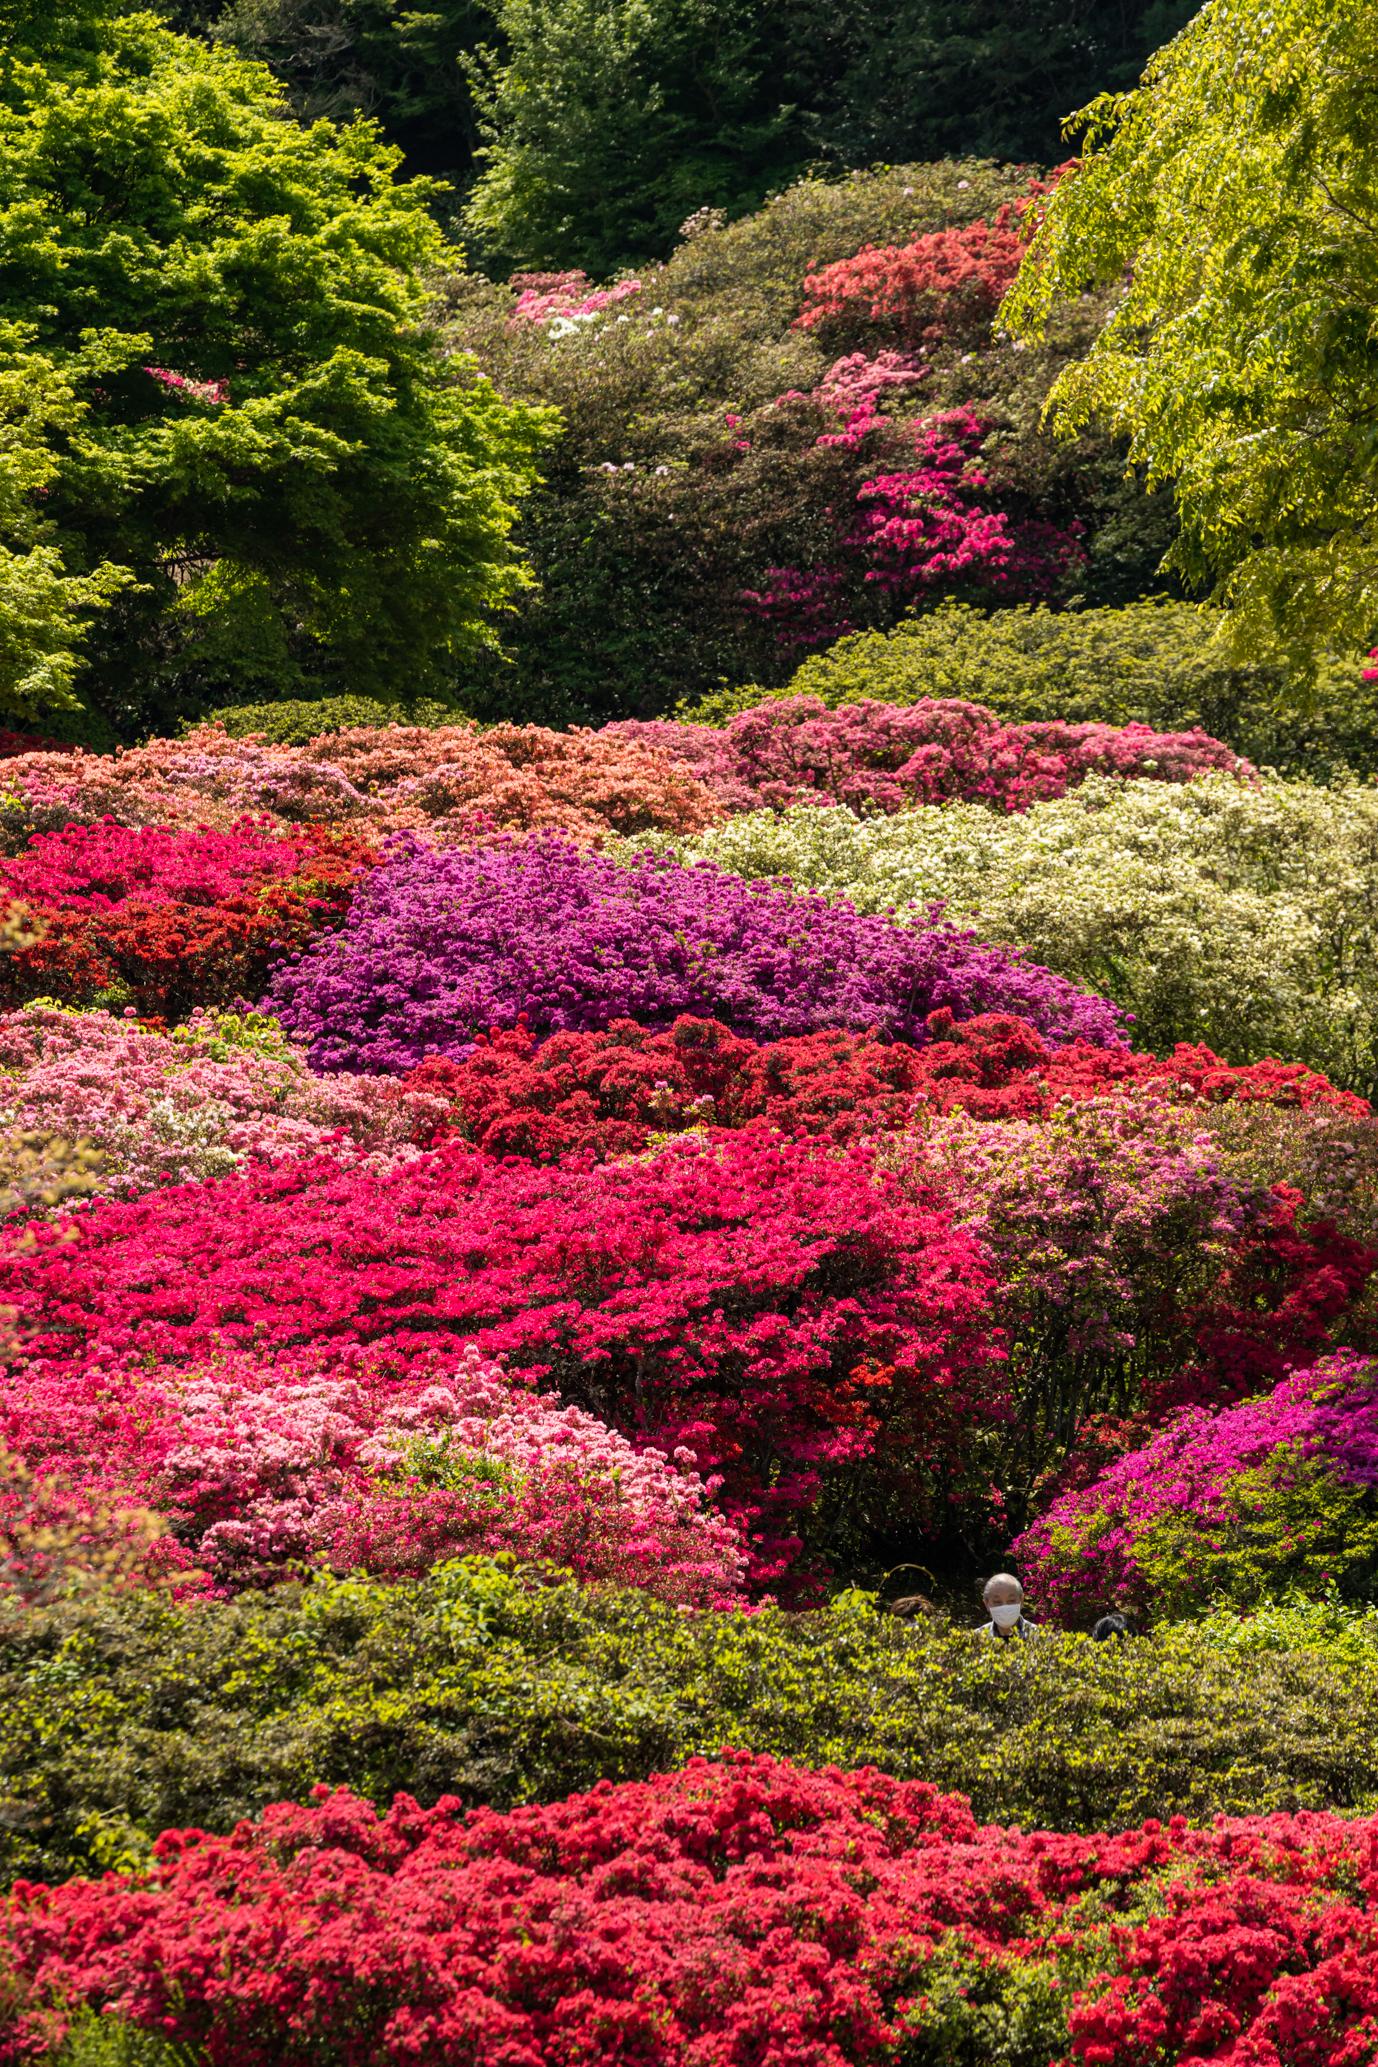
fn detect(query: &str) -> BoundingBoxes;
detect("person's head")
[887,1591,937,1621]
[982,1573,1024,1629]
[1091,1613,1129,1642]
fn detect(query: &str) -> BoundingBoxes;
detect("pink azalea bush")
[609,695,1248,814]
[0,1343,747,1605]
[1015,1351,1378,1623]
[0,1005,447,1201]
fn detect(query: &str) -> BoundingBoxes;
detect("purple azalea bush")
[264,835,1126,1074]
[1015,1351,1378,1624]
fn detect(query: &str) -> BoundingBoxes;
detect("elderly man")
[975,1572,1038,1642]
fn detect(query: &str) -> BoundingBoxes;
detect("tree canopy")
[1002,0,1378,665]
[0,0,548,735]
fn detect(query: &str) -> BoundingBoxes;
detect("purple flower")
[264,835,1126,1075]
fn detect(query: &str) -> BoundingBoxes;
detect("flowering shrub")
[798,212,1032,350]
[407,1009,1364,1166]
[745,410,1084,642]
[6,1753,1378,2067]
[1018,1352,1378,1624]
[0,1131,997,1584]
[610,694,1247,815]
[264,835,1125,1075]
[0,821,372,1018]
[0,722,722,850]
[667,774,1378,1097]
[0,1346,746,1607]
[508,270,643,326]
[0,1005,447,1201]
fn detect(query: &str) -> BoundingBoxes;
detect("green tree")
[172,0,491,188]
[1003,0,1378,666]
[0,1,549,736]
[464,0,819,273]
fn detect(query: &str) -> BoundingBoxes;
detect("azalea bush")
[0,1005,445,1202]
[1018,1353,1378,1626]
[0,821,372,1019]
[412,1010,1367,1166]
[609,694,1244,814]
[5,1751,1378,2067]
[0,721,722,850]
[691,601,1378,781]
[665,774,1378,1097]
[264,834,1125,1074]
[0,1344,746,1608]
[0,1130,997,1585]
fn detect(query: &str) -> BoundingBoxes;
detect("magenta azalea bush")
[1015,1352,1378,1623]
[264,834,1126,1074]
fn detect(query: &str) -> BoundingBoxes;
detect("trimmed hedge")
[4,1558,1376,1887]
[198,696,464,745]
[686,601,1378,779]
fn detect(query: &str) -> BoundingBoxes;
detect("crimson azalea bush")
[0,821,372,1018]
[609,695,1248,814]
[1018,1352,1378,1626]
[263,835,1126,1075]
[0,1343,747,1608]
[0,1130,996,1585]
[410,1010,1367,1164]
[6,1752,1378,2067]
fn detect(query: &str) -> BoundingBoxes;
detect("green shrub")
[3,1559,1376,1887]
[687,601,1378,778]
[200,694,467,744]
[655,772,1378,1097]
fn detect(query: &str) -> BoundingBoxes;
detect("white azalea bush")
[650,773,1378,1093]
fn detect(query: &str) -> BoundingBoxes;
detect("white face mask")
[989,1602,1022,1629]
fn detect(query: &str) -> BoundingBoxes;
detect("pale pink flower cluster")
[0,1004,447,1201]
[16,1346,750,1606]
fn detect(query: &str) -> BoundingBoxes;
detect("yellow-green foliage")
[3,1559,1377,1887]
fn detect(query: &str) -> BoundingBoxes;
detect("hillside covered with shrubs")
[1,2,1378,2064]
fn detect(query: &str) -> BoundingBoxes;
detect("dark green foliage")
[463,0,1197,274]
[4,1559,1376,1887]
[185,0,490,191]
[811,1,1198,173]
[690,601,1378,778]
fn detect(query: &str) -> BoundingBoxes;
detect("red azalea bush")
[609,694,1249,815]
[798,212,1033,351]
[5,1753,1378,2067]
[0,1131,997,1583]
[408,1011,1368,1166]
[0,820,373,1018]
